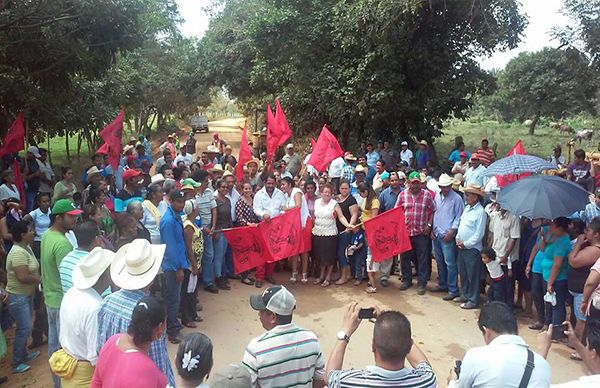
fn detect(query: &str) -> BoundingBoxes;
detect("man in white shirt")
[174,144,194,167]
[448,302,551,388]
[37,148,55,194]
[55,247,114,386]
[328,156,345,193]
[221,170,241,279]
[464,154,488,187]
[400,141,414,167]
[253,175,286,287]
[488,208,520,306]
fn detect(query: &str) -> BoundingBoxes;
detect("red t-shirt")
[91,334,167,388]
[476,148,495,167]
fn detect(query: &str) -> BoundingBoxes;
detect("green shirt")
[6,244,39,296]
[41,229,74,308]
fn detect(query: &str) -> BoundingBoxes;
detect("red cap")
[459,151,467,157]
[470,153,480,160]
[122,169,142,181]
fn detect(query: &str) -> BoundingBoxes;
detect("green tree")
[495,47,597,134]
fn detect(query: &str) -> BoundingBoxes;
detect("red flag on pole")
[274,99,292,146]
[266,104,278,163]
[497,140,529,187]
[363,206,412,262]
[12,160,26,202]
[307,125,344,172]
[222,225,268,274]
[98,109,124,169]
[236,122,253,182]
[0,113,25,158]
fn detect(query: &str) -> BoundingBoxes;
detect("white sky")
[175,0,571,71]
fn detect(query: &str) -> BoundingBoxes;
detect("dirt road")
[3,117,584,386]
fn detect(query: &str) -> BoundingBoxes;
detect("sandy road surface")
[3,117,585,386]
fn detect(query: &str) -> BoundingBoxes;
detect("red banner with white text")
[363,206,412,262]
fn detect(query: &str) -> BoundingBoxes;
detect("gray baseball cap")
[210,364,252,388]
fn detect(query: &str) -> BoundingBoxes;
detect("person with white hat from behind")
[51,247,114,387]
[95,238,176,385]
[243,285,325,388]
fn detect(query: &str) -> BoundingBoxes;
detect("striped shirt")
[328,362,437,388]
[97,289,175,386]
[59,248,88,293]
[242,323,325,388]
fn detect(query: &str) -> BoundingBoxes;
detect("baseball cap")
[408,171,422,182]
[286,143,294,149]
[595,188,600,198]
[459,151,467,158]
[397,171,407,179]
[250,285,296,316]
[122,169,142,181]
[470,153,480,160]
[211,364,251,388]
[401,141,408,146]
[52,199,83,216]
[27,146,41,158]
[181,178,201,188]
[380,171,390,180]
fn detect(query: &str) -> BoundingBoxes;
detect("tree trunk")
[528,114,540,135]
[77,131,83,159]
[64,131,71,163]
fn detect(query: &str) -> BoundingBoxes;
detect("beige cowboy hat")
[354,165,366,174]
[111,239,166,290]
[461,184,486,197]
[73,247,115,290]
[245,158,259,168]
[122,144,134,154]
[149,174,165,187]
[86,166,102,177]
[209,164,224,173]
[223,170,234,178]
[437,173,453,187]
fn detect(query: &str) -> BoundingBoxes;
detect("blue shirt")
[448,149,470,163]
[531,226,549,274]
[541,234,571,282]
[159,206,189,272]
[456,202,487,251]
[464,164,488,187]
[581,203,600,224]
[97,289,175,386]
[378,187,402,213]
[433,190,464,237]
[366,151,379,169]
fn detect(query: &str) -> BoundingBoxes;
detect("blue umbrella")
[483,154,557,176]
[497,175,589,219]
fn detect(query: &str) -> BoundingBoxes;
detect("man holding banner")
[253,175,286,287]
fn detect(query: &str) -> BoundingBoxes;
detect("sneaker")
[290,272,298,283]
[366,286,377,294]
[380,279,389,287]
[254,280,264,288]
[443,294,459,301]
[398,282,412,291]
[12,363,30,374]
[417,286,426,295]
[203,284,219,294]
[25,351,40,362]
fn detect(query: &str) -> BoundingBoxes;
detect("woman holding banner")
[335,180,359,285]
[213,179,232,291]
[312,183,355,287]
[234,182,259,285]
[357,182,380,294]
[280,177,311,284]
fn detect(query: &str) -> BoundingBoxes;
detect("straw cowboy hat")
[149,174,165,187]
[209,164,224,174]
[437,173,453,187]
[245,159,259,168]
[461,184,486,197]
[111,239,166,290]
[86,166,102,177]
[72,247,115,290]
[206,145,219,153]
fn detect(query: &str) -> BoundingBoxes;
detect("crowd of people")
[0,131,599,387]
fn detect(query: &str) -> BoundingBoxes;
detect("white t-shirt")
[0,183,20,201]
[485,259,504,280]
[29,208,51,242]
[328,157,344,178]
[400,149,413,165]
[303,154,317,176]
[286,187,309,227]
[174,153,194,167]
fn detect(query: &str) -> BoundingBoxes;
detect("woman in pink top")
[92,296,167,388]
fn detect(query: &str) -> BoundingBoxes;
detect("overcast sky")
[175,0,572,70]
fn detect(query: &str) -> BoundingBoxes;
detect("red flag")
[96,143,109,155]
[266,104,278,162]
[363,206,412,262]
[98,109,124,169]
[12,160,26,202]
[236,122,253,182]
[497,140,529,187]
[307,125,344,172]
[274,99,292,146]
[259,208,303,262]
[223,225,268,274]
[0,113,25,158]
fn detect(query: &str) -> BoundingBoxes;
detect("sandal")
[290,272,298,283]
[313,277,324,285]
[321,280,330,287]
[241,277,253,285]
[366,286,377,294]
[301,273,308,284]
[12,364,30,374]
[353,279,361,286]
[570,352,582,361]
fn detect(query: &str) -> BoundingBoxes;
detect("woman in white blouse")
[0,170,20,201]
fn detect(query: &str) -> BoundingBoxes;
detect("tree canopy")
[201,0,527,145]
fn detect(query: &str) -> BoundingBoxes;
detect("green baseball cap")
[181,178,201,188]
[52,199,83,216]
[408,171,422,182]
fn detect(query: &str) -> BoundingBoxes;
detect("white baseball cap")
[250,285,296,316]
[401,141,408,146]
[27,146,41,158]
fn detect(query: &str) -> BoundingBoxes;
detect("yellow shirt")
[360,198,380,222]
[6,244,39,295]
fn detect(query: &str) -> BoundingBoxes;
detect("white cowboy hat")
[110,239,166,290]
[86,166,102,177]
[206,145,219,153]
[437,173,453,187]
[73,247,115,290]
[209,164,224,173]
[122,144,134,154]
[149,174,165,187]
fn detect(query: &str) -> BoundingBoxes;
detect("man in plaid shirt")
[395,171,435,295]
[341,152,357,183]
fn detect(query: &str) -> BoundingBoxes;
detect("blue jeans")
[400,235,429,287]
[164,271,182,337]
[353,247,367,281]
[8,293,33,365]
[542,278,568,325]
[531,272,546,324]
[46,305,61,387]
[201,230,215,287]
[458,247,482,306]
[212,232,227,279]
[225,244,234,277]
[488,277,508,303]
[433,236,458,295]
[26,190,37,212]
[337,233,352,269]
